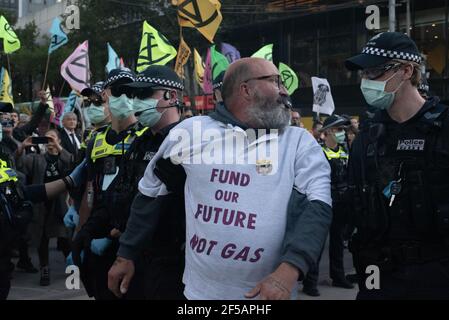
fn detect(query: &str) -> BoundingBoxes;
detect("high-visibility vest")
[0,159,18,184]
[90,126,149,162]
[322,146,349,160]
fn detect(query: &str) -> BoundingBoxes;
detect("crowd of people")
[1,31,449,300]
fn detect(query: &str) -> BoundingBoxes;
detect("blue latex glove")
[63,206,79,228]
[66,251,84,266]
[68,158,87,188]
[90,238,112,256]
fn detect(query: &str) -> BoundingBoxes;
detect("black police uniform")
[348,96,449,299]
[75,122,146,300]
[0,158,35,299]
[137,124,186,300]
[115,65,187,299]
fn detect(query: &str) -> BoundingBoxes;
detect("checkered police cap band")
[362,46,423,63]
[103,73,135,89]
[92,82,104,94]
[136,75,184,90]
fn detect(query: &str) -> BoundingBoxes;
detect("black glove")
[154,158,187,194]
[71,228,92,268]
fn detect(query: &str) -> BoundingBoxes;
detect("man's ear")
[167,90,178,104]
[403,64,414,80]
[101,91,108,102]
[240,82,251,101]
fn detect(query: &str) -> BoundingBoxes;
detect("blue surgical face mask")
[334,131,346,145]
[108,94,134,120]
[360,71,404,111]
[133,98,164,127]
[86,104,107,124]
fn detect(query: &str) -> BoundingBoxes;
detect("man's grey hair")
[62,111,77,121]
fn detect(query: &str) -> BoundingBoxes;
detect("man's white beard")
[245,94,291,132]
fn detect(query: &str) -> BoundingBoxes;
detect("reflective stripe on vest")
[323,146,349,160]
[80,130,96,150]
[90,126,149,162]
[0,160,18,184]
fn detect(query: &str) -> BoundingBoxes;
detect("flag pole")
[42,54,51,90]
[58,80,66,97]
[6,54,11,76]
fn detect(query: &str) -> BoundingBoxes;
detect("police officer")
[303,115,354,296]
[80,81,111,152]
[0,156,86,299]
[346,32,449,299]
[72,68,146,300]
[107,65,187,299]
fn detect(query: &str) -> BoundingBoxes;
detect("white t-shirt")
[139,116,331,300]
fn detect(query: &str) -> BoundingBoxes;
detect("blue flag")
[60,90,78,127]
[106,43,120,73]
[48,17,68,54]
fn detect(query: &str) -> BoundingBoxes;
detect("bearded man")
[108,58,332,300]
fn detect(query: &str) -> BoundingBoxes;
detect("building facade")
[221,0,449,118]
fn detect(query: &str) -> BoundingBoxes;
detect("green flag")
[0,16,20,53]
[211,45,229,80]
[136,21,177,72]
[279,62,299,95]
[251,44,273,61]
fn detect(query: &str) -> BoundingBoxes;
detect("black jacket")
[12,103,48,142]
[59,128,81,158]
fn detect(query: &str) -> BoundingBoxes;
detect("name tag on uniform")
[102,168,119,191]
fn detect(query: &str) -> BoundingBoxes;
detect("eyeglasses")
[243,74,284,89]
[360,62,402,80]
[110,85,134,98]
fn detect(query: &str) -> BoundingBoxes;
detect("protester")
[16,129,73,286]
[311,121,324,145]
[18,114,30,128]
[108,57,332,300]
[59,112,81,163]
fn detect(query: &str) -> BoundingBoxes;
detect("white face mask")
[360,70,404,111]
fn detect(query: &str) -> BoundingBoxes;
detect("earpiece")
[163,90,171,100]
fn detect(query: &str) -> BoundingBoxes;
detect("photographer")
[16,130,73,286]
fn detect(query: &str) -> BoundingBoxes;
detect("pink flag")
[203,48,213,94]
[51,97,64,126]
[60,40,90,93]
